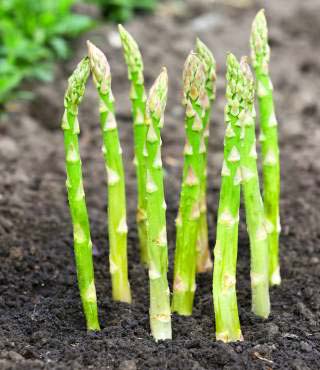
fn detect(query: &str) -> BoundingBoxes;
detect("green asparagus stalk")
[250,9,281,286]
[172,52,208,315]
[118,25,149,266]
[62,57,100,331]
[213,53,244,342]
[195,39,217,273]
[239,57,270,318]
[145,68,172,341]
[87,41,131,303]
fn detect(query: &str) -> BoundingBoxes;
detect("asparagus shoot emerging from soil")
[195,39,217,273]
[172,52,208,315]
[239,57,270,319]
[213,54,243,342]
[251,10,281,286]
[118,25,149,266]
[145,68,172,341]
[62,58,100,331]
[87,41,131,303]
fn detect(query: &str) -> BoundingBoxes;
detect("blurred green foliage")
[91,0,158,22]
[0,0,93,106]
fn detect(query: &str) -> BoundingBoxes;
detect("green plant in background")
[90,0,158,22]
[62,57,100,331]
[239,57,270,319]
[172,53,208,316]
[118,25,149,266]
[213,53,243,342]
[87,41,131,303]
[195,39,217,273]
[0,0,93,106]
[145,68,172,341]
[250,9,281,286]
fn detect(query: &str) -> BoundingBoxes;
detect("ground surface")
[0,0,320,369]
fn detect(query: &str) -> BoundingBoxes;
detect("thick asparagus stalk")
[87,41,131,303]
[145,68,172,341]
[213,54,243,342]
[239,57,270,319]
[118,25,149,266]
[195,39,217,273]
[250,10,281,286]
[62,57,100,331]
[172,53,208,315]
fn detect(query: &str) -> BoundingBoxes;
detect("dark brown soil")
[1,0,320,369]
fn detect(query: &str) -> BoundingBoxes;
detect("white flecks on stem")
[184,140,193,155]
[259,131,266,142]
[162,200,167,210]
[101,144,107,155]
[271,267,281,285]
[84,281,97,303]
[222,273,236,293]
[149,265,161,280]
[221,160,231,176]
[189,202,200,220]
[147,123,158,143]
[106,166,120,185]
[157,227,167,246]
[256,225,268,241]
[199,137,206,153]
[192,114,203,131]
[228,146,241,162]
[135,106,144,124]
[74,223,86,244]
[73,117,80,134]
[153,147,162,168]
[61,111,70,130]
[257,80,268,97]
[268,110,278,127]
[173,275,187,292]
[109,258,119,274]
[185,166,199,186]
[249,143,257,159]
[117,216,128,234]
[263,149,277,165]
[99,98,108,113]
[146,171,158,193]
[251,272,266,287]
[75,182,85,200]
[264,218,275,234]
[103,111,117,131]
[143,143,148,157]
[219,210,238,226]
[225,123,236,138]
[233,167,242,186]
[67,143,79,163]
[241,166,255,183]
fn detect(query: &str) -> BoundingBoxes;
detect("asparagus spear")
[213,53,243,342]
[87,41,131,303]
[239,57,270,319]
[62,58,100,331]
[250,9,281,286]
[118,25,149,266]
[172,52,208,315]
[145,68,172,341]
[195,39,217,273]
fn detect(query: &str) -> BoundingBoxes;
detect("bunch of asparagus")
[60,9,280,342]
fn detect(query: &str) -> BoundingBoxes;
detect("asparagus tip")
[87,40,110,92]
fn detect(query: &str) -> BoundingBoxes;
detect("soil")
[1,0,320,369]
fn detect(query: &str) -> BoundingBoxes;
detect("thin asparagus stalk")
[239,57,270,319]
[62,57,100,331]
[195,39,217,273]
[118,25,149,266]
[213,53,244,342]
[250,9,281,286]
[87,41,131,303]
[172,52,208,315]
[145,68,172,341]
